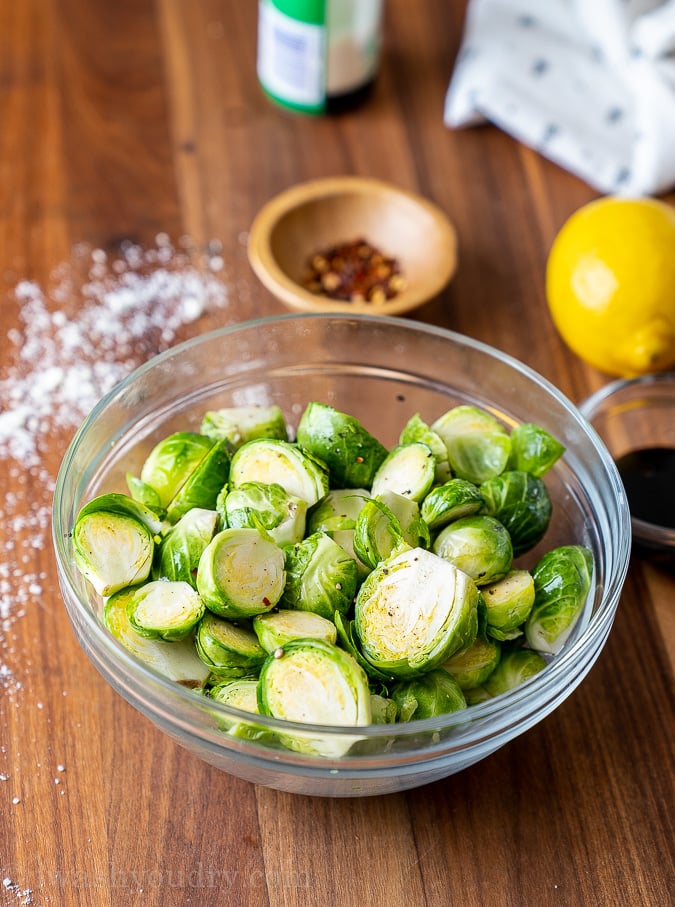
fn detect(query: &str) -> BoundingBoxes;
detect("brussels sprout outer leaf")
[140,432,215,508]
[432,514,513,586]
[73,511,154,597]
[126,475,164,511]
[307,489,371,533]
[525,545,594,654]
[166,440,231,522]
[399,412,452,482]
[354,547,479,678]
[480,471,552,557]
[353,498,405,570]
[154,508,218,587]
[507,423,565,477]
[390,669,466,721]
[333,611,396,683]
[296,402,388,488]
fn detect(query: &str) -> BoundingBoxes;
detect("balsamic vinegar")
[614,447,675,529]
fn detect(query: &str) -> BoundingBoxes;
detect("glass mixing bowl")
[52,313,631,797]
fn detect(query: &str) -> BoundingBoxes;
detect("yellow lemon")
[546,196,675,377]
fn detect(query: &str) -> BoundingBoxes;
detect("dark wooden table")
[1,2,673,905]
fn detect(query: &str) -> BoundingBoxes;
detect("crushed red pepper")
[302,238,405,304]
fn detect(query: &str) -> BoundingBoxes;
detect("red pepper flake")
[262,597,272,607]
[302,238,405,304]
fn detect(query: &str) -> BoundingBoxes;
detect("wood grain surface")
[1,2,673,906]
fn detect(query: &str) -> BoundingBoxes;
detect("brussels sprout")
[196,528,286,619]
[253,608,337,653]
[464,686,492,706]
[76,491,166,537]
[432,514,513,586]
[354,547,479,678]
[154,507,218,587]
[480,470,552,557]
[195,612,267,677]
[420,478,485,532]
[104,587,210,686]
[481,568,535,639]
[139,432,215,508]
[369,692,398,724]
[442,599,502,691]
[166,440,231,522]
[354,494,429,570]
[525,545,594,654]
[281,531,359,620]
[257,639,372,756]
[483,647,547,697]
[126,475,163,511]
[431,405,511,484]
[200,404,289,448]
[380,491,430,550]
[207,679,275,742]
[296,401,388,488]
[126,579,205,641]
[507,423,565,477]
[399,412,452,482]
[370,442,436,503]
[307,488,370,533]
[73,510,154,597]
[229,438,329,506]
[390,669,467,721]
[333,612,396,683]
[224,481,307,545]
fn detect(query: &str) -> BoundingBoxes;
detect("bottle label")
[257,1,328,113]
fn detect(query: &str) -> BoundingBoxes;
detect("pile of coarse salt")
[0,234,230,702]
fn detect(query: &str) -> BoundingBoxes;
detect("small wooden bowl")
[247,176,458,315]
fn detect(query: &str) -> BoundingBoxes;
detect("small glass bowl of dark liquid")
[579,373,675,564]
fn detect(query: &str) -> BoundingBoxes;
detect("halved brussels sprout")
[481,568,535,639]
[480,470,552,557]
[166,440,231,522]
[354,547,479,678]
[390,669,467,721]
[154,507,218,587]
[483,647,547,697]
[432,514,513,586]
[307,488,370,534]
[442,631,501,691]
[354,494,429,570]
[195,612,267,677]
[229,439,329,506]
[76,491,166,537]
[126,579,205,641]
[525,545,594,654]
[420,478,485,532]
[507,423,565,477]
[253,608,337,653]
[399,412,451,482]
[257,638,372,756]
[139,432,215,508]
[333,612,396,683]
[73,510,154,597]
[369,692,398,724]
[224,481,307,545]
[296,402,388,488]
[200,404,288,448]
[431,405,511,484]
[281,531,359,620]
[196,528,286,619]
[370,442,436,502]
[126,475,164,511]
[104,587,210,686]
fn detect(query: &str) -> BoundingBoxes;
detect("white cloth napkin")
[444,0,675,196]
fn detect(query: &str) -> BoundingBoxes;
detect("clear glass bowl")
[52,313,631,797]
[579,372,675,563]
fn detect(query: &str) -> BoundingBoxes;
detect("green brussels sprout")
[431,405,511,484]
[370,442,436,502]
[207,679,276,742]
[125,475,164,511]
[195,612,267,678]
[224,481,307,545]
[525,545,594,654]
[354,493,429,570]
[464,686,492,706]
[196,527,286,619]
[507,423,565,477]
[166,440,231,522]
[354,547,479,679]
[75,491,166,537]
[253,608,337,653]
[73,510,155,597]
[104,587,210,686]
[432,514,513,586]
[281,531,359,620]
[480,470,552,557]
[229,438,329,506]
[442,631,501,691]
[139,432,216,508]
[369,692,398,724]
[390,669,467,721]
[481,568,535,639]
[420,478,485,532]
[126,579,205,641]
[483,647,547,697]
[399,412,452,482]
[307,488,370,533]
[295,401,388,488]
[154,507,218,587]
[257,638,372,757]
[200,404,288,448]
[333,612,396,684]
